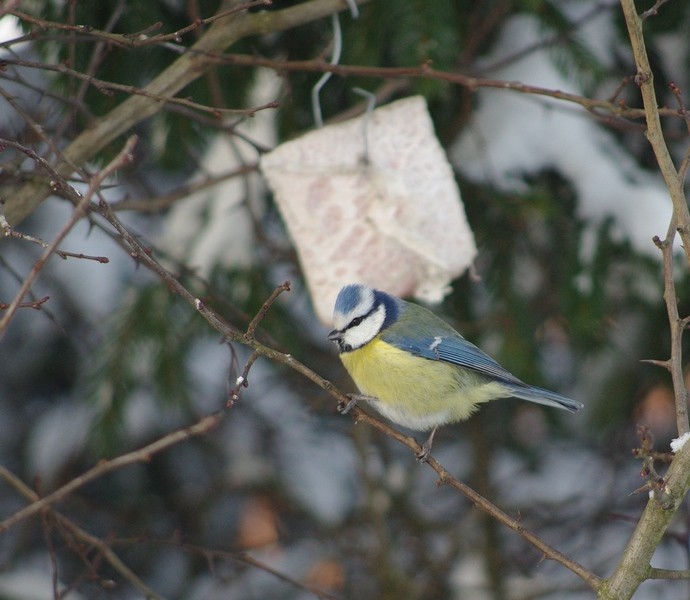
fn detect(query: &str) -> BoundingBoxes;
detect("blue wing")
[381,330,583,412]
[382,331,524,385]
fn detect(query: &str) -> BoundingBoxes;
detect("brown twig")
[55,250,110,263]
[620,0,690,266]
[651,229,690,435]
[11,0,273,48]
[0,0,19,19]
[0,55,279,117]
[0,82,83,175]
[1,197,109,263]
[53,0,126,144]
[648,567,690,580]
[4,0,374,227]
[0,212,48,247]
[207,53,677,121]
[0,295,49,310]
[631,425,673,507]
[639,358,671,371]
[346,405,601,589]
[641,0,670,19]
[228,350,260,406]
[245,281,291,339]
[0,464,167,600]
[0,136,136,338]
[596,3,690,598]
[128,539,342,600]
[4,0,685,234]
[0,411,223,534]
[112,163,259,213]
[668,81,690,183]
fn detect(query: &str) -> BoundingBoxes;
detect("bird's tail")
[505,383,583,413]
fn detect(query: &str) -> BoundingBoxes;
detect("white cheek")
[343,305,386,349]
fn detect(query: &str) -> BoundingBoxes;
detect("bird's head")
[328,284,400,352]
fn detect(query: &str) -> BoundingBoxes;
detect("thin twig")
[206,53,684,121]
[0,136,136,338]
[619,0,690,265]
[346,405,602,590]
[228,350,260,406]
[4,0,373,227]
[641,0,670,19]
[0,55,280,117]
[55,250,110,263]
[53,0,127,145]
[648,567,690,580]
[245,281,291,339]
[1,206,109,263]
[112,164,259,213]
[123,539,342,600]
[652,229,690,435]
[10,1,273,48]
[0,296,49,311]
[0,465,167,600]
[0,412,222,534]
[639,358,671,371]
[668,81,690,183]
[597,3,690,598]
[0,213,48,247]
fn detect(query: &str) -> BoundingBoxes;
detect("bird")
[327,283,582,459]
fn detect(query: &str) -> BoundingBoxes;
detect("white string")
[344,0,359,18]
[311,13,342,128]
[352,87,376,163]
[311,1,360,128]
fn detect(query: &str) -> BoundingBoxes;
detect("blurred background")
[0,0,689,598]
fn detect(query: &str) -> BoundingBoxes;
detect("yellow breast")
[339,337,508,430]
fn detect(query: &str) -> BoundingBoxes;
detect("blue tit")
[327,284,582,455]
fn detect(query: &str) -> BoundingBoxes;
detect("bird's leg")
[337,393,377,415]
[416,427,437,462]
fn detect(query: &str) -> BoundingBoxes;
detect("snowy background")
[0,1,689,598]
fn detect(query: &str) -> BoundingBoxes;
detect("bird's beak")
[327,329,342,341]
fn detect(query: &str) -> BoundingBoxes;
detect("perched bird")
[328,283,582,458]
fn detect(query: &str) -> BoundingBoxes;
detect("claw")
[337,394,359,414]
[416,427,437,463]
[338,393,378,415]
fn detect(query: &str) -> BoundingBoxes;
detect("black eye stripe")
[346,303,379,330]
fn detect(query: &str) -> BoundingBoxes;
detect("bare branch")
[595,3,690,598]
[4,0,373,226]
[0,136,136,338]
[112,163,259,213]
[641,0,670,20]
[0,55,281,117]
[639,358,671,371]
[619,0,690,265]
[0,464,167,600]
[0,295,49,311]
[209,52,672,120]
[185,543,341,600]
[648,567,690,580]
[54,250,110,263]
[245,281,291,340]
[228,350,260,405]
[0,411,223,534]
[10,0,274,48]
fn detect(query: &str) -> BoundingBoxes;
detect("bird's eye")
[350,316,363,327]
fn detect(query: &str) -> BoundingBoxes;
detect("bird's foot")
[416,427,437,463]
[337,395,357,415]
[337,394,377,415]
